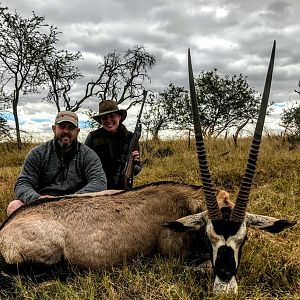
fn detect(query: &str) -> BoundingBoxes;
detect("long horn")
[188,49,221,220]
[231,41,276,222]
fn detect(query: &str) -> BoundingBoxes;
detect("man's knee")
[7,200,24,216]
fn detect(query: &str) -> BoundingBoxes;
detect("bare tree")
[81,45,156,112]
[0,6,59,148]
[41,49,83,112]
[40,45,155,114]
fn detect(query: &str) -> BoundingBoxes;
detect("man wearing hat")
[7,111,107,216]
[85,100,142,189]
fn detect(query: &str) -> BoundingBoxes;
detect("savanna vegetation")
[0,136,299,300]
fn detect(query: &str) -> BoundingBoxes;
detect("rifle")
[123,90,148,190]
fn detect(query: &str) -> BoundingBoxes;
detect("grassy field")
[0,137,299,299]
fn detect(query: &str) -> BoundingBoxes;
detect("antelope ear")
[162,211,208,232]
[246,213,297,233]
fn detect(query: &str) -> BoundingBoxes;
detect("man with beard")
[6,111,107,216]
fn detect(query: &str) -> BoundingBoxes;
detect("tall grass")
[0,137,299,299]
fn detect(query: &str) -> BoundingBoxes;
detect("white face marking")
[206,220,225,264]
[213,275,238,294]
[246,213,277,228]
[206,219,247,293]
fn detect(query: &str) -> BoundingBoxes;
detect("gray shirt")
[14,139,107,203]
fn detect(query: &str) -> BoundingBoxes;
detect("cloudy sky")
[1,0,300,141]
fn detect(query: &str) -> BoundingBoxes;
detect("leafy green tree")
[170,69,262,142]
[281,81,300,146]
[142,83,187,139]
[281,105,300,135]
[0,6,59,147]
[143,70,261,141]
[280,104,300,149]
[0,114,11,140]
[193,69,261,138]
[281,80,300,142]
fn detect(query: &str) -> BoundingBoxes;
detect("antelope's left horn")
[231,41,276,222]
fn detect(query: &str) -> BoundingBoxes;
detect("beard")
[54,134,77,154]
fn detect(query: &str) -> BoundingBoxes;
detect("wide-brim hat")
[92,100,127,123]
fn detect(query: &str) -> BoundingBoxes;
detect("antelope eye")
[234,232,247,246]
[207,227,220,244]
[235,237,244,247]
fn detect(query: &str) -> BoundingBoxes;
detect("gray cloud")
[1,0,300,137]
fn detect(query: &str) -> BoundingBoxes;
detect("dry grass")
[0,137,299,300]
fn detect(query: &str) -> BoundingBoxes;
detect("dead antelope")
[0,41,296,295]
[162,40,296,293]
[0,182,208,271]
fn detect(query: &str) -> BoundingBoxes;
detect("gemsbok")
[163,40,297,293]
[0,41,296,294]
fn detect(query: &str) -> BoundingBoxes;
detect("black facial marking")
[212,219,242,240]
[161,221,193,232]
[214,245,237,282]
[182,228,211,266]
[237,235,247,264]
[220,207,232,221]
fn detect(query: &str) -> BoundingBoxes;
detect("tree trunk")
[233,118,250,147]
[152,130,159,141]
[13,91,22,149]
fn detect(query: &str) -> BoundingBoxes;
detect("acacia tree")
[0,114,12,140]
[193,69,261,138]
[0,6,59,147]
[42,45,156,114]
[144,70,262,141]
[142,83,188,139]
[281,81,300,143]
[84,45,155,111]
[281,104,300,137]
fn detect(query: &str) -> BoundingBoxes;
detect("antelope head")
[163,41,296,293]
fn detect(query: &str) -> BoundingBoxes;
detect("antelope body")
[0,182,208,269]
[0,182,295,293]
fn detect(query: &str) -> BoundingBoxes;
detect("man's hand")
[38,195,55,200]
[131,150,140,162]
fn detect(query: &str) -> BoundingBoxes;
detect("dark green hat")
[92,100,127,123]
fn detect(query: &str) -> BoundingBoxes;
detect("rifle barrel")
[136,90,148,127]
